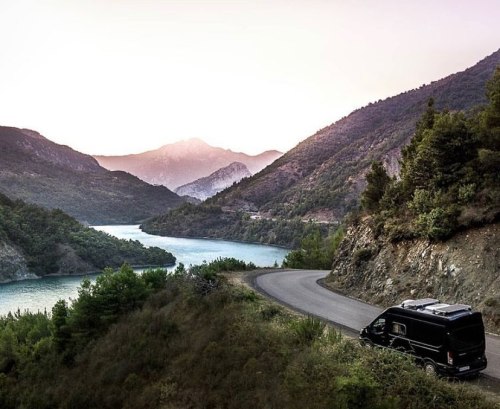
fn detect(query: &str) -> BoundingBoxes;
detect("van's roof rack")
[401,298,440,309]
[426,304,472,316]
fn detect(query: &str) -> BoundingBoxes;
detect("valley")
[0,26,498,406]
[142,49,500,247]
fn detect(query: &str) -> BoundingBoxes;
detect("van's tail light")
[447,351,454,365]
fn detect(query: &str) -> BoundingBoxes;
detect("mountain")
[0,127,185,224]
[142,49,500,246]
[94,138,282,190]
[0,192,175,283]
[175,162,251,201]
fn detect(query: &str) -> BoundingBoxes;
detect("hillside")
[0,262,495,408]
[0,127,185,224]
[143,50,500,245]
[0,192,175,283]
[175,161,251,201]
[325,66,500,332]
[94,138,282,190]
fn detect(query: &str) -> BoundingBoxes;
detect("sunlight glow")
[0,0,498,155]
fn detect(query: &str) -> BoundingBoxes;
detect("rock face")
[327,221,500,333]
[175,162,251,201]
[0,242,37,283]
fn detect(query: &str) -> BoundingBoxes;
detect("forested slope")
[0,193,175,282]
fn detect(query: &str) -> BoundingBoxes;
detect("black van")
[359,298,487,377]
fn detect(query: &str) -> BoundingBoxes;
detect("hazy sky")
[0,1,499,155]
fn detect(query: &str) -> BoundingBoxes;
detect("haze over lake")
[0,225,288,316]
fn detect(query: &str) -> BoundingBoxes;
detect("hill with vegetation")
[0,192,175,282]
[0,127,185,224]
[0,261,496,409]
[94,138,282,190]
[360,66,499,241]
[325,67,500,332]
[142,49,500,247]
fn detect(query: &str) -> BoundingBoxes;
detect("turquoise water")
[0,225,288,316]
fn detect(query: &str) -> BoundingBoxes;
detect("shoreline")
[0,262,176,285]
[139,227,293,250]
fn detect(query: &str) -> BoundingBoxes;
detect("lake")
[0,225,289,316]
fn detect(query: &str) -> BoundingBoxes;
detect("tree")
[51,300,70,353]
[361,161,391,211]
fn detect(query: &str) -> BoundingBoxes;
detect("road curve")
[252,269,500,380]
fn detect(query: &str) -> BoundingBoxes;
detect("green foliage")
[362,69,500,241]
[0,271,496,408]
[352,247,374,266]
[362,161,391,211]
[69,264,150,347]
[283,226,344,269]
[187,258,256,296]
[143,205,331,249]
[51,300,70,353]
[290,315,326,345]
[141,268,168,291]
[0,194,175,277]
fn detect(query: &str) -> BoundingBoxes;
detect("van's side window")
[391,322,406,336]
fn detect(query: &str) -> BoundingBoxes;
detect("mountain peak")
[175,161,252,201]
[94,141,282,190]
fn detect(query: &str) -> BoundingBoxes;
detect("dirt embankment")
[327,221,499,334]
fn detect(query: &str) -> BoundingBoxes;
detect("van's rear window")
[449,325,484,350]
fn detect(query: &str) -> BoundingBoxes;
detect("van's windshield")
[448,325,484,350]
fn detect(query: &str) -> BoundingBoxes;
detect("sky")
[0,1,499,156]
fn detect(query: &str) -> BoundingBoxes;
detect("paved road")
[252,269,500,380]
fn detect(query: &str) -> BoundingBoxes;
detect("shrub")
[352,247,374,266]
[290,316,326,345]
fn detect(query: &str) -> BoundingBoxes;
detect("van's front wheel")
[424,361,437,376]
[360,339,373,349]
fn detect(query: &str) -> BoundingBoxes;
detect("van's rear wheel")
[424,361,437,376]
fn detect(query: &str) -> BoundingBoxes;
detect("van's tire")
[424,361,437,376]
[360,339,373,349]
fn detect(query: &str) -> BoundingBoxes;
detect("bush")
[290,316,326,345]
[352,247,374,266]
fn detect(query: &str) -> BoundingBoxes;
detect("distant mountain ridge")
[142,49,500,246]
[175,162,251,201]
[0,127,185,224]
[94,138,282,190]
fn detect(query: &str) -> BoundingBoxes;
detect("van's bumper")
[440,355,487,377]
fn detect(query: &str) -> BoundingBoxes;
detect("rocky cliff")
[327,220,499,333]
[175,162,251,201]
[0,242,37,283]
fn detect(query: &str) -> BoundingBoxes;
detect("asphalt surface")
[252,269,500,381]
